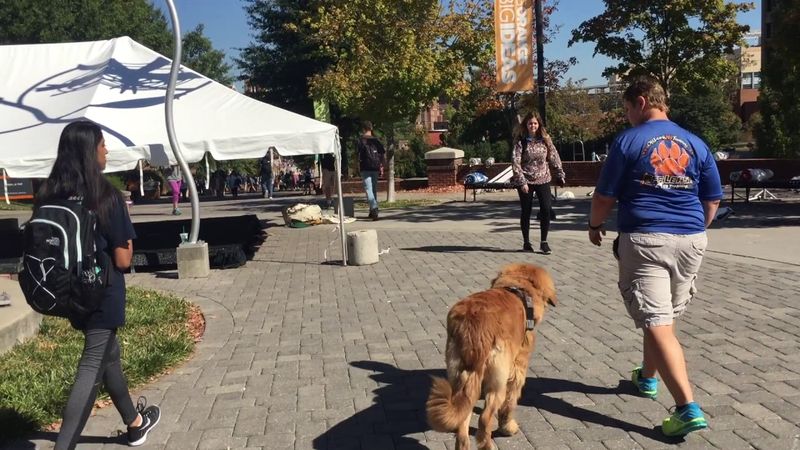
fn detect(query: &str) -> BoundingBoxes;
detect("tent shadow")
[519,377,681,444]
[312,360,445,450]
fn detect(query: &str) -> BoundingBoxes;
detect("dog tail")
[426,369,483,432]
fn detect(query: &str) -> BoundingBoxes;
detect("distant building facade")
[733,32,761,123]
[417,97,450,146]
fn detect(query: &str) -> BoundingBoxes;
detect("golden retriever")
[426,263,557,450]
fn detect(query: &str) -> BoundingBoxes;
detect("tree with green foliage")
[0,0,172,54]
[569,0,753,99]
[544,81,606,144]
[237,0,326,117]
[181,24,233,86]
[755,1,800,158]
[305,0,492,200]
[670,82,741,151]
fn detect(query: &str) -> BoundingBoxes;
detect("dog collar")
[504,286,535,331]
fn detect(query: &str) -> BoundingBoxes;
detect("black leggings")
[517,182,552,244]
[55,328,138,450]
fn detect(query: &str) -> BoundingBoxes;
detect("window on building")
[753,72,761,88]
[742,72,753,89]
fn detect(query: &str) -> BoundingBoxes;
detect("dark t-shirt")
[71,198,137,330]
[321,153,336,172]
[260,157,272,177]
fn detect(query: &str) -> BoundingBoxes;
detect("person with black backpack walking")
[33,121,160,449]
[356,120,385,220]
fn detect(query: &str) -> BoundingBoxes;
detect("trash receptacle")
[335,197,355,218]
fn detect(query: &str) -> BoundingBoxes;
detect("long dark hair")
[516,111,553,146]
[35,120,122,230]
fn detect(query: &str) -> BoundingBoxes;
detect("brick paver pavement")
[11,216,800,449]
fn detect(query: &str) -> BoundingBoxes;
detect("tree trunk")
[386,125,396,203]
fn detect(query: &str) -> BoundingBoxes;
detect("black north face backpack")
[18,199,107,318]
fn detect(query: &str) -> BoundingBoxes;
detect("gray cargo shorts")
[617,232,708,328]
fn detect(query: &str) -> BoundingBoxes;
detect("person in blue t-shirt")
[588,78,722,437]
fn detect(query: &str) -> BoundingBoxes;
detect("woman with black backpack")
[35,121,160,449]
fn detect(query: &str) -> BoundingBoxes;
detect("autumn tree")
[305,0,492,201]
[755,1,800,158]
[569,0,753,99]
[545,81,606,144]
[448,0,575,156]
[0,0,172,54]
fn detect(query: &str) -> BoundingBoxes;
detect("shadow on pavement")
[401,245,522,253]
[313,360,444,450]
[520,377,680,444]
[1,430,126,449]
[313,362,682,449]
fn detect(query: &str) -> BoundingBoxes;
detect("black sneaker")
[540,242,552,255]
[368,209,379,221]
[127,397,161,447]
[522,242,534,252]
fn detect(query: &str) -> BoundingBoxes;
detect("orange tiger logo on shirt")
[650,141,691,176]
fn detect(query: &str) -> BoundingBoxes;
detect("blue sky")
[153,0,762,87]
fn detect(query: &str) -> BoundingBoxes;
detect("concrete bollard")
[347,229,379,266]
[177,241,211,278]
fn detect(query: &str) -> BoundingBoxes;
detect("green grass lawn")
[353,198,439,210]
[0,201,32,211]
[0,287,197,440]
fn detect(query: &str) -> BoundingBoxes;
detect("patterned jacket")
[511,137,565,186]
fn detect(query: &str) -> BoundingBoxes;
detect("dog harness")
[504,286,535,331]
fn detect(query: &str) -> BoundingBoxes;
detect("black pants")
[517,182,552,244]
[55,329,138,450]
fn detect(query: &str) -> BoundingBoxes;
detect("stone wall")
[453,158,800,187]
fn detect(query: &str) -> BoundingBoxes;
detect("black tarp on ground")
[131,214,265,271]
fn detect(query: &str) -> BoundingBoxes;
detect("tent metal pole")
[2,169,9,205]
[335,140,347,266]
[138,160,144,197]
[204,153,210,190]
[164,0,200,243]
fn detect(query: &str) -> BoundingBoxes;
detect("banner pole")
[534,0,547,126]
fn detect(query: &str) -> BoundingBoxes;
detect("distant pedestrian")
[588,78,722,437]
[510,111,565,254]
[36,121,161,449]
[165,164,183,215]
[321,153,337,209]
[356,120,385,220]
[227,169,242,197]
[260,149,274,199]
[302,167,314,195]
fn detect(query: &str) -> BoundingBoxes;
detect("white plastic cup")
[179,232,188,243]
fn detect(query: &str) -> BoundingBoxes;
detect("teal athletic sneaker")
[662,402,708,436]
[631,366,658,399]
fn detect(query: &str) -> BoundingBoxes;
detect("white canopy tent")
[0,36,347,262]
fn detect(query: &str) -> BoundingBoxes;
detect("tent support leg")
[336,150,347,266]
[2,169,9,205]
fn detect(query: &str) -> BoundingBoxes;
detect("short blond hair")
[623,77,669,113]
